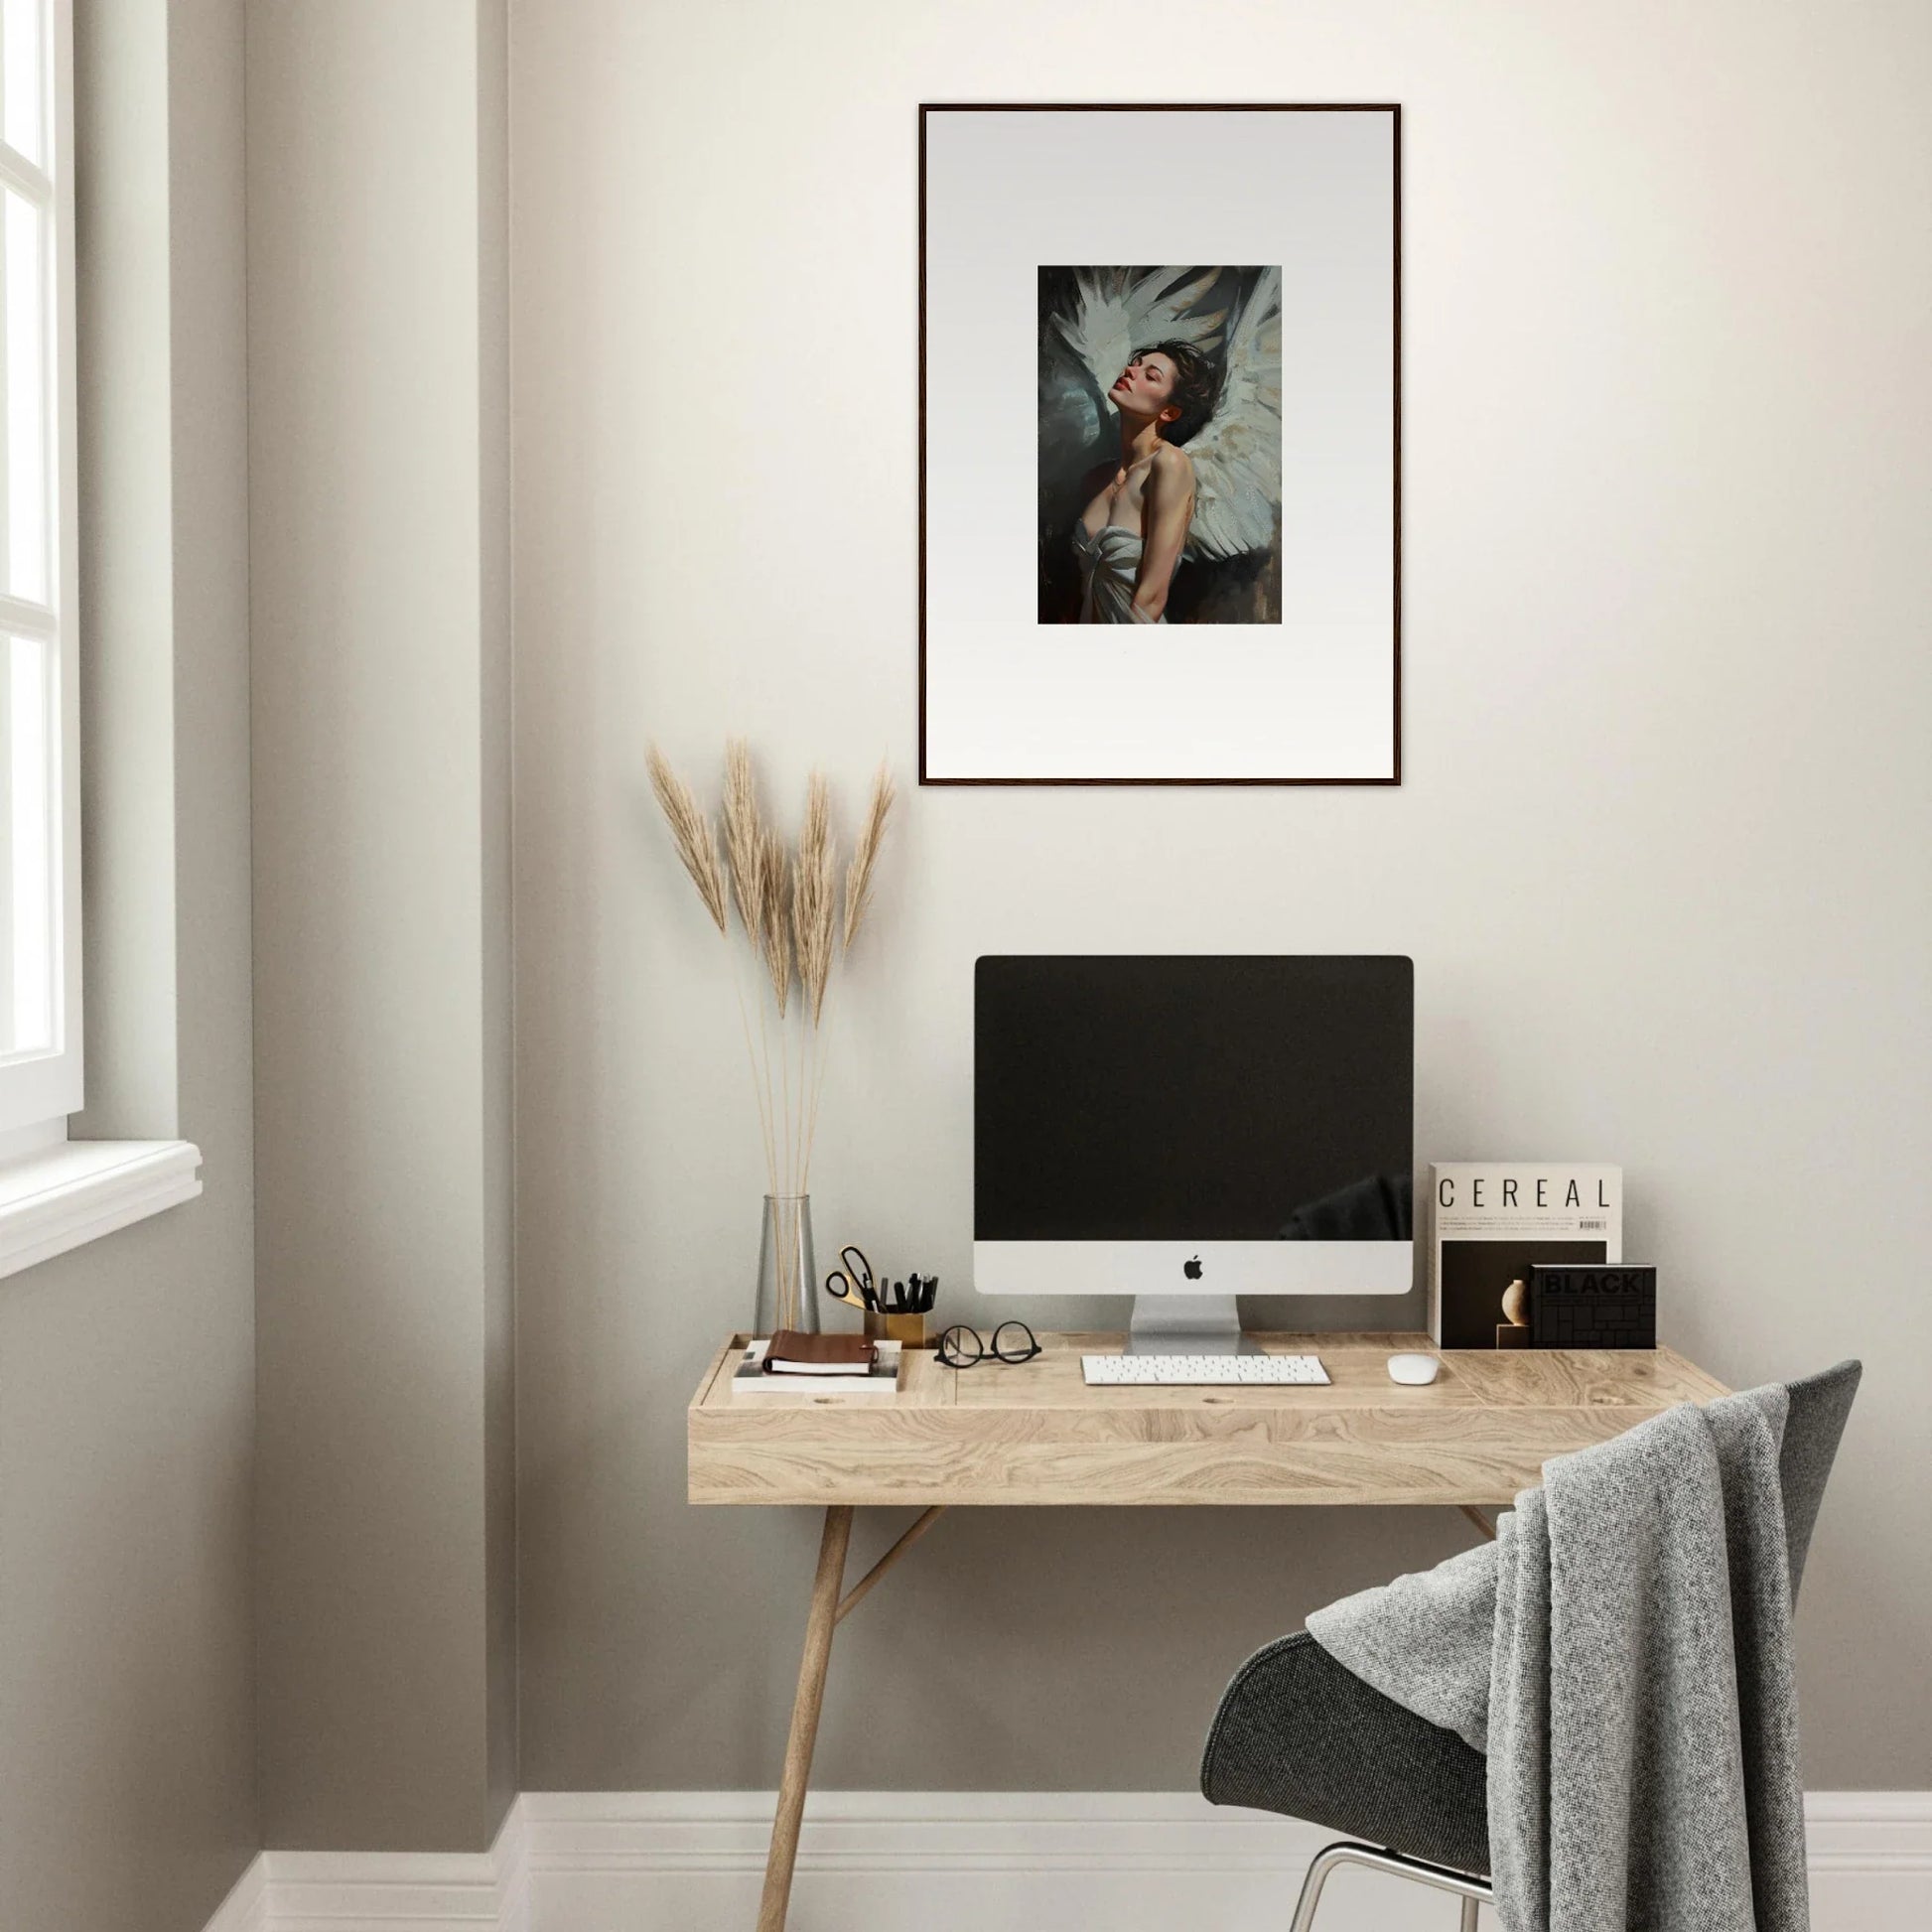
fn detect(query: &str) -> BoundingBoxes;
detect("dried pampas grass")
[646,741,896,1202]
[792,773,837,1026]
[722,739,764,940]
[646,746,727,935]
[758,826,792,1019]
[843,761,895,950]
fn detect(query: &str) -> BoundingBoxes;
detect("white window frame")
[0,0,79,1142]
[0,0,200,1277]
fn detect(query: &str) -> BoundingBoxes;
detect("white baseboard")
[202,1790,1932,1932]
[202,1805,526,1932]
[202,1854,267,1932]
[1805,1792,1932,1931]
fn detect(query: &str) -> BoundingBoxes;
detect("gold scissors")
[824,1244,878,1312]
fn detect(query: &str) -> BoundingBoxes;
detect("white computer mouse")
[1387,1352,1442,1386]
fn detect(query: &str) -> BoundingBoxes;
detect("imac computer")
[974,955,1414,1352]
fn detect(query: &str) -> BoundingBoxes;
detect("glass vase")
[754,1193,818,1338]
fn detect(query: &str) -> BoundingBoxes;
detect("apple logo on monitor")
[1183,1255,1203,1280]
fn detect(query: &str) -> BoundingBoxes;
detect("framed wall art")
[918,104,1401,785]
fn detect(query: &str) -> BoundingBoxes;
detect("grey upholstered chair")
[1200,1361,1862,1931]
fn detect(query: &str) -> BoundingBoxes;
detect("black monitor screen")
[974,956,1414,1241]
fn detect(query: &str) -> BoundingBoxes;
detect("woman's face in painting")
[1110,351,1181,427]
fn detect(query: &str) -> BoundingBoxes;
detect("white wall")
[249,0,516,1854]
[511,0,1932,1793]
[0,4,259,1928]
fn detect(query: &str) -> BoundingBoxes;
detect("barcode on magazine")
[1579,1218,1608,1230]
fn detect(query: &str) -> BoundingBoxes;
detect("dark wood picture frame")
[917,102,1402,787]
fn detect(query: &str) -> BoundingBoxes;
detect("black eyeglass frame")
[935,1320,1041,1368]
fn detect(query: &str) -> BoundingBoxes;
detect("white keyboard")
[1081,1352,1329,1387]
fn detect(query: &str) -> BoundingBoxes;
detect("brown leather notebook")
[764,1330,877,1375]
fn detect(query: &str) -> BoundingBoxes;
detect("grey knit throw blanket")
[1307,1387,1809,1932]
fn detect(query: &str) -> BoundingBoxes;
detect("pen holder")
[866,1310,927,1348]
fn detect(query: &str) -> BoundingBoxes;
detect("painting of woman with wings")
[1038,266,1284,625]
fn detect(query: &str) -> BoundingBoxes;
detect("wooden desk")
[688,1331,1726,1930]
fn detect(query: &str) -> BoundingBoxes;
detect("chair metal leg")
[1287,1843,1351,1932]
[1288,1841,1493,1932]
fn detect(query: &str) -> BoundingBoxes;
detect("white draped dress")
[1072,521,1165,624]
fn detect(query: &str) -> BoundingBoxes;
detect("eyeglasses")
[936,1320,1041,1368]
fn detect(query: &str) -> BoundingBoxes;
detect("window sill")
[0,1139,203,1282]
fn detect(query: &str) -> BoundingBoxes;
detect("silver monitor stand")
[1126,1294,1259,1356]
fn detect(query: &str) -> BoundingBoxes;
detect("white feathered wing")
[1050,267,1282,564]
[1051,266,1227,418]
[1183,267,1282,562]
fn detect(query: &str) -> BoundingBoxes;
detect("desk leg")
[758,1504,853,1932]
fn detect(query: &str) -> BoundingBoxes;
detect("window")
[0,0,199,1274]
[0,0,75,1142]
